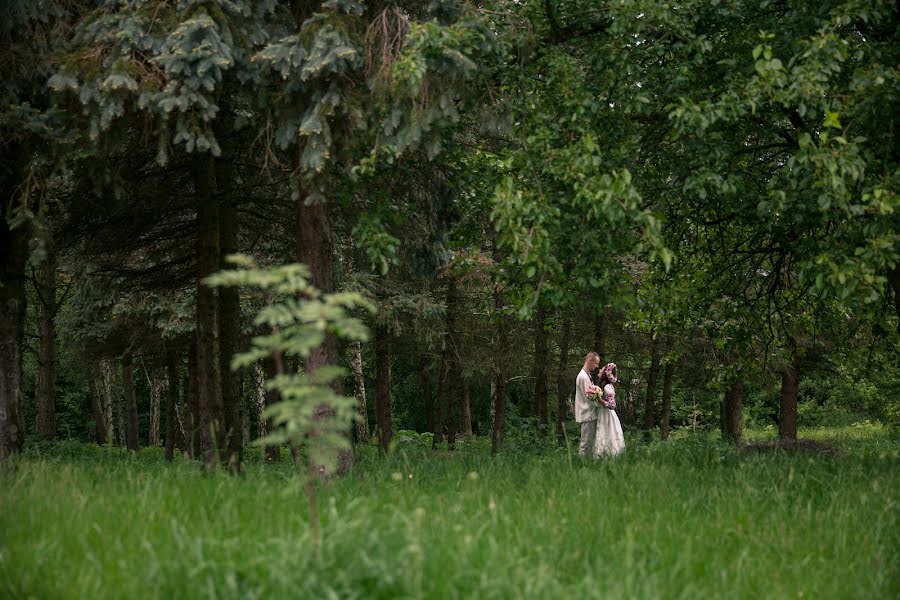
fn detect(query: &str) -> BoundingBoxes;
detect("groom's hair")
[584,351,600,363]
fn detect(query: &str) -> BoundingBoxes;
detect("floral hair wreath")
[604,363,618,384]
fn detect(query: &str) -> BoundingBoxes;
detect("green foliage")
[379,15,496,159]
[4,427,899,598]
[50,0,279,163]
[484,22,671,314]
[656,0,898,343]
[352,213,401,276]
[394,429,433,447]
[6,0,898,480]
[205,255,374,471]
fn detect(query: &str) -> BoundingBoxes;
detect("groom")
[575,351,602,457]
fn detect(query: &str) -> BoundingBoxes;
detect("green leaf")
[823,111,842,129]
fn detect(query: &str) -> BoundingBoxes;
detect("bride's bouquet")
[586,383,615,410]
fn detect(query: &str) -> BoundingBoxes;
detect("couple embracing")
[575,352,625,458]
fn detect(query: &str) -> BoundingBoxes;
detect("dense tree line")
[1,0,897,465]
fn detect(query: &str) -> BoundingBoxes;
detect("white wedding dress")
[594,384,625,457]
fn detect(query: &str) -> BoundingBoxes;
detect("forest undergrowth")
[2,424,898,599]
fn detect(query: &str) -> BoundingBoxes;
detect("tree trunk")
[720,380,744,444]
[0,213,29,460]
[296,186,351,471]
[460,381,473,437]
[99,361,116,445]
[194,154,225,467]
[643,339,661,439]
[531,304,549,431]
[432,279,458,450]
[217,151,242,472]
[447,365,459,450]
[421,359,434,434]
[891,262,900,335]
[174,372,187,453]
[778,362,800,441]
[555,317,572,446]
[114,362,126,446]
[592,309,607,359]
[374,325,392,453]
[285,356,298,375]
[88,367,107,445]
[718,383,726,436]
[622,380,637,427]
[121,354,140,452]
[432,363,449,448]
[660,362,674,441]
[254,363,267,440]
[34,251,56,440]
[188,338,201,459]
[165,349,179,461]
[446,285,461,451]
[148,371,162,447]
[491,288,507,455]
[350,341,369,443]
[296,195,335,364]
[263,356,281,462]
[239,370,250,447]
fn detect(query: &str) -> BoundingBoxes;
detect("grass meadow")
[2,424,898,599]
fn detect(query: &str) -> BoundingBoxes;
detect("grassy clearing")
[2,425,898,599]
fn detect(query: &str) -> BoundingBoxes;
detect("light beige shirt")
[574,368,599,423]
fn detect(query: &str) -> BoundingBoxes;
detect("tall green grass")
[2,425,898,599]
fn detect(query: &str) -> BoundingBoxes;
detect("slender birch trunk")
[34,252,56,440]
[149,371,163,447]
[99,360,116,444]
[174,369,187,453]
[188,338,201,458]
[241,369,251,447]
[263,356,281,462]
[350,342,369,443]
[254,363,267,439]
[122,354,140,451]
[460,381,473,437]
[374,324,392,453]
[432,279,458,450]
[421,359,434,434]
[660,362,674,440]
[555,317,572,446]
[643,339,661,439]
[112,361,126,446]
[89,366,107,445]
[531,303,549,430]
[592,308,607,359]
[165,349,179,461]
[445,281,460,451]
[491,287,507,455]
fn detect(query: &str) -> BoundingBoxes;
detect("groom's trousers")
[579,420,597,457]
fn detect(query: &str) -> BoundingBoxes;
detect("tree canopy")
[1,0,897,464]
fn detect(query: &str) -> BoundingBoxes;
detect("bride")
[593,363,625,457]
